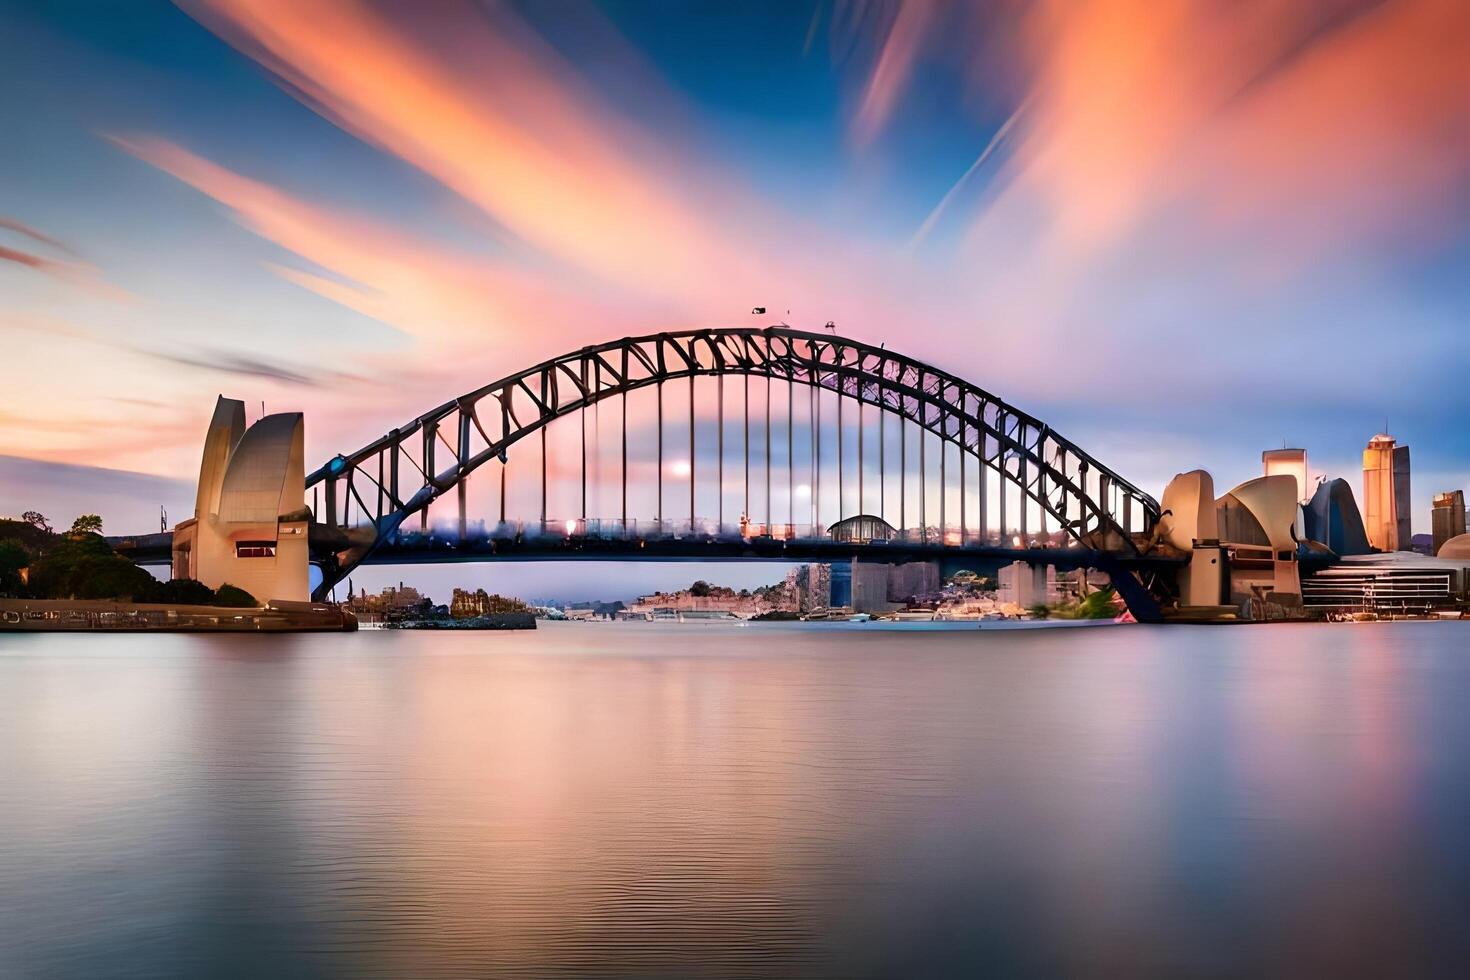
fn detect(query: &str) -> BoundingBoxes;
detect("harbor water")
[3,621,1469,978]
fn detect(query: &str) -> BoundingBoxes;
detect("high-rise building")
[1432,490,1466,556]
[1362,433,1411,552]
[1262,448,1308,503]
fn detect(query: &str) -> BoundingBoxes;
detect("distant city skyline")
[5,1,1470,594]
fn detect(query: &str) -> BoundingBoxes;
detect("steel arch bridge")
[303,327,1164,610]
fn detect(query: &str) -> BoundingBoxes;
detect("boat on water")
[894,609,937,622]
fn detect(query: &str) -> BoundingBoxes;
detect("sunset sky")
[4,1,1470,595]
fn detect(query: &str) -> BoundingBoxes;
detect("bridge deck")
[113,529,1181,572]
[357,535,1184,572]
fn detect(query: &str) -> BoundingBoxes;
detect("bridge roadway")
[111,527,1182,619]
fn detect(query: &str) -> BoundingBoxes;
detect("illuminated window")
[235,540,276,558]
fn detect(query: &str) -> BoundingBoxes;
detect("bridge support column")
[1092,555,1164,624]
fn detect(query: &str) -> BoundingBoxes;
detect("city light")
[564,519,578,535]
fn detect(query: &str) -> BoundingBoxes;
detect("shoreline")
[0,597,356,633]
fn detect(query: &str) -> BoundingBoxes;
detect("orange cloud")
[177,0,792,310]
[1201,0,1470,255]
[110,134,633,358]
[987,0,1470,263]
[106,135,805,471]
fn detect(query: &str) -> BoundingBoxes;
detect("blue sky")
[3,1,1469,597]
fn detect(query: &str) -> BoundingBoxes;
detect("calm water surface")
[3,621,1470,978]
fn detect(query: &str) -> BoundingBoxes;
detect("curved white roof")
[219,413,304,524]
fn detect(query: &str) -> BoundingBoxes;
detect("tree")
[689,579,713,597]
[152,578,215,606]
[1074,587,1119,620]
[214,584,258,608]
[69,514,103,536]
[0,539,28,594]
[22,511,51,534]
[26,532,155,600]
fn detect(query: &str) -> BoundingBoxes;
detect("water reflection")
[3,622,1470,977]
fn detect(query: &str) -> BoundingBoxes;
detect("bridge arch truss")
[307,328,1159,591]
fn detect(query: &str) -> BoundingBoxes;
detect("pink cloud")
[849,0,936,147]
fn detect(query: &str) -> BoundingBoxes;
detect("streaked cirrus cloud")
[175,0,831,314]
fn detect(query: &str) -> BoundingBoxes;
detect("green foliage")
[6,522,261,607]
[213,584,259,608]
[69,514,103,536]
[0,519,58,552]
[153,578,216,605]
[1049,587,1119,620]
[1028,603,1051,620]
[22,511,51,534]
[689,579,713,597]
[25,532,158,600]
[0,539,28,594]
[1074,587,1119,620]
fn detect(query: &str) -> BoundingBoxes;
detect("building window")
[235,540,276,558]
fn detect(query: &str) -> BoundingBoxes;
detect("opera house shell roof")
[1216,475,1299,552]
[1304,478,1371,557]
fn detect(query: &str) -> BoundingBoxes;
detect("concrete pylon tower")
[171,396,310,602]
